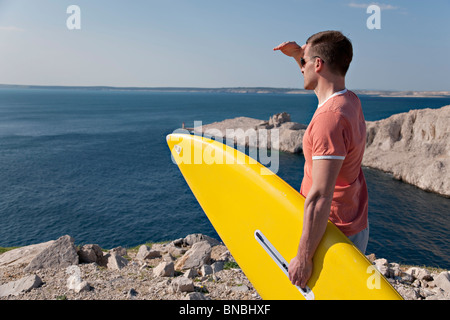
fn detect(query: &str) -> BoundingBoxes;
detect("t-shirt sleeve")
[309,112,348,160]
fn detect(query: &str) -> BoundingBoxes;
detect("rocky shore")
[1,234,449,300]
[364,105,449,197]
[193,105,450,197]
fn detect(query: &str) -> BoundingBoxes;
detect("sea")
[0,87,449,269]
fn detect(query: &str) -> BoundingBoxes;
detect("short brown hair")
[306,31,353,76]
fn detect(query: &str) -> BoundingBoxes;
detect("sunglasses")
[300,56,323,68]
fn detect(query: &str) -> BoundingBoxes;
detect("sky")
[0,0,449,91]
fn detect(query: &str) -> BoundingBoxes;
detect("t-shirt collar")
[317,88,348,108]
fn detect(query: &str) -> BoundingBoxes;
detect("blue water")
[0,88,449,269]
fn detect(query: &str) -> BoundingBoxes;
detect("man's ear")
[314,57,324,72]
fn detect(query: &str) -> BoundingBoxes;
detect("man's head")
[305,30,353,77]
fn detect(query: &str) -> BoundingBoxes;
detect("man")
[274,31,369,289]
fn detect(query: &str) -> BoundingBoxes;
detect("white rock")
[425,288,450,300]
[174,241,212,271]
[405,267,433,281]
[0,275,42,297]
[170,277,194,293]
[396,285,420,300]
[434,271,450,293]
[153,261,174,277]
[66,265,90,293]
[373,258,389,277]
[401,272,415,283]
[106,252,128,270]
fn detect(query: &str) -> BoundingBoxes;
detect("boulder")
[268,112,291,128]
[136,245,161,260]
[170,277,195,293]
[110,246,127,257]
[211,245,231,262]
[105,252,128,270]
[153,261,175,277]
[0,275,42,297]
[425,289,450,300]
[211,261,224,273]
[404,267,433,281]
[389,263,402,278]
[78,244,105,265]
[183,268,199,279]
[395,285,420,300]
[163,252,176,262]
[184,292,210,300]
[24,235,79,272]
[166,244,186,257]
[434,271,450,293]
[373,258,389,277]
[0,240,54,268]
[184,234,220,247]
[200,264,213,277]
[66,266,90,293]
[174,241,212,271]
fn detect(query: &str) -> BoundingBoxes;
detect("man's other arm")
[288,159,343,288]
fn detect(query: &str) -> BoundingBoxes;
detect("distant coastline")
[1,84,450,98]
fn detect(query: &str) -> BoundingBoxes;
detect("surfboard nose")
[166,133,182,148]
[166,134,172,145]
[167,133,190,147]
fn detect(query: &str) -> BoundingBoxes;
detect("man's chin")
[303,81,314,90]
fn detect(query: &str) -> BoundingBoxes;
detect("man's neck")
[314,78,346,106]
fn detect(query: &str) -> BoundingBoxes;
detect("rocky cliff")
[363,105,450,197]
[193,112,306,154]
[192,105,450,197]
[0,234,258,300]
[1,235,449,300]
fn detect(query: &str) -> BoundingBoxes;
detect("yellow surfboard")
[167,133,403,300]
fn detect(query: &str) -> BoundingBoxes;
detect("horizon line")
[0,83,449,96]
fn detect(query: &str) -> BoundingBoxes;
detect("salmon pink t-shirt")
[300,89,368,236]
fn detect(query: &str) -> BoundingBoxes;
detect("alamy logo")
[366,265,382,289]
[367,4,381,30]
[170,122,280,175]
[66,5,81,30]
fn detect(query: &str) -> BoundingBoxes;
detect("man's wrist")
[296,243,314,263]
[293,52,302,62]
